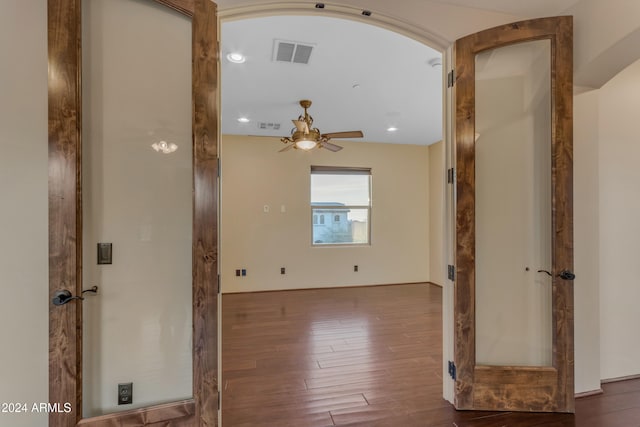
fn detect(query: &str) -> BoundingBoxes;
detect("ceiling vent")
[257,122,281,131]
[273,39,315,64]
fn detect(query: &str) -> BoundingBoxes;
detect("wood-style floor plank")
[222,283,640,426]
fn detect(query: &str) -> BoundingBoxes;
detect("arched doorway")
[217,8,449,425]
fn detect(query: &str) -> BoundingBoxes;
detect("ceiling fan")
[279,100,364,152]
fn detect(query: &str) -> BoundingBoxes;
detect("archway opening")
[218,11,448,425]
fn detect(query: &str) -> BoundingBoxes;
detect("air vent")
[257,122,281,131]
[273,39,315,64]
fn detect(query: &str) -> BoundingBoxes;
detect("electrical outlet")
[118,383,133,405]
[354,265,358,272]
[235,269,241,277]
[241,269,247,277]
[281,267,285,274]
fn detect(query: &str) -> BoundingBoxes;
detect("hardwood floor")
[221,283,640,426]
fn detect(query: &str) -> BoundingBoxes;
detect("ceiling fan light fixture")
[295,139,317,150]
[279,100,362,153]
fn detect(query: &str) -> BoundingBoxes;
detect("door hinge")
[447,168,455,184]
[447,69,456,88]
[217,273,221,294]
[447,264,455,281]
[448,361,457,380]
[217,157,221,177]
[218,391,221,410]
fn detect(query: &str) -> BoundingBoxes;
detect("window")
[310,166,371,245]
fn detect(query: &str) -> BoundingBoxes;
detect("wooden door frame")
[453,16,574,412]
[48,0,218,425]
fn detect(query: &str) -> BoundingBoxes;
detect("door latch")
[537,270,575,280]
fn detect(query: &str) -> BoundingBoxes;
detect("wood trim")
[154,0,194,17]
[48,0,219,425]
[77,400,195,426]
[454,16,574,413]
[472,366,558,411]
[192,0,219,425]
[452,31,475,410]
[551,16,574,413]
[48,0,83,425]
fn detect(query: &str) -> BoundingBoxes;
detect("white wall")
[220,135,430,292]
[573,89,602,393]
[566,0,640,88]
[81,0,193,416]
[0,1,49,426]
[429,141,445,286]
[598,58,640,380]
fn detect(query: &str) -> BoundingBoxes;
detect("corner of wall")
[573,89,602,393]
[428,141,446,286]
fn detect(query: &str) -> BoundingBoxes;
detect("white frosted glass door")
[474,39,552,367]
[81,0,193,416]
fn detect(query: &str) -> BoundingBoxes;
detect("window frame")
[310,166,372,246]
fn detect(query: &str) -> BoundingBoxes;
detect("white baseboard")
[575,388,603,398]
[601,373,640,384]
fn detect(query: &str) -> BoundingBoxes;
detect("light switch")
[97,243,112,265]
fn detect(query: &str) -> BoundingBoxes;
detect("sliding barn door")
[453,16,574,412]
[48,0,219,425]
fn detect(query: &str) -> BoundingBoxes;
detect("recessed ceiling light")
[237,117,250,123]
[226,52,246,64]
[387,127,398,132]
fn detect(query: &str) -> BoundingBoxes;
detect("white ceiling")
[221,16,443,146]
[420,0,580,18]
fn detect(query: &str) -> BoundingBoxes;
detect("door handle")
[52,286,99,306]
[537,270,575,280]
[52,290,82,306]
[558,270,576,280]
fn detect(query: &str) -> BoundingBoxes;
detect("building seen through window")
[310,166,371,245]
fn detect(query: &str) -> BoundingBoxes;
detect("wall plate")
[97,243,112,265]
[118,382,133,405]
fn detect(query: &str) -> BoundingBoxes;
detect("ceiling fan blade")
[321,130,363,139]
[278,143,296,153]
[320,141,343,152]
[292,120,309,134]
